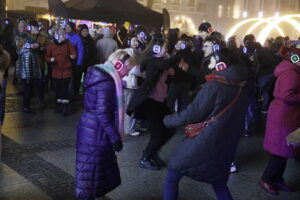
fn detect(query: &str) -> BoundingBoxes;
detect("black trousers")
[261,154,287,184]
[54,78,71,101]
[73,66,83,96]
[21,78,44,109]
[144,98,175,157]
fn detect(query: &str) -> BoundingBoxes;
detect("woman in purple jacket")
[259,47,300,195]
[75,49,136,200]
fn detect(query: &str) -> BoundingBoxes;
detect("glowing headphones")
[211,42,228,72]
[114,54,130,71]
[207,27,213,34]
[175,42,187,51]
[215,62,228,72]
[153,45,161,54]
[4,19,9,25]
[243,46,248,54]
[24,43,31,49]
[27,25,31,32]
[54,33,59,40]
[212,43,221,63]
[139,32,145,38]
[291,53,300,64]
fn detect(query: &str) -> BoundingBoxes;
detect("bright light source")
[175,16,179,20]
[258,11,263,18]
[275,12,280,17]
[243,11,248,18]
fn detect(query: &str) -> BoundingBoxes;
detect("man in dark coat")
[162,49,248,200]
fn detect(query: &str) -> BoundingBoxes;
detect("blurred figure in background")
[96,27,118,64]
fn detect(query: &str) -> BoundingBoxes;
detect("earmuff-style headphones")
[175,41,187,51]
[114,54,130,71]
[207,27,213,34]
[153,45,161,54]
[24,43,31,49]
[212,42,221,63]
[211,42,228,72]
[139,32,145,38]
[54,33,59,40]
[27,25,31,32]
[291,53,300,64]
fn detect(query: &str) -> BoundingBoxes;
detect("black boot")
[62,103,70,116]
[139,152,161,171]
[152,153,166,168]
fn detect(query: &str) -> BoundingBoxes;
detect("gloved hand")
[112,140,123,152]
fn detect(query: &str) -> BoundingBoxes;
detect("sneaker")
[139,159,161,171]
[128,132,140,136]
[274,182,295,192]
[259,179,279,195]
[230,162,237,173]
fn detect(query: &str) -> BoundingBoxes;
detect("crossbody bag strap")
[205,86,242,125]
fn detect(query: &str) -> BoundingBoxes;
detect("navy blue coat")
[76,66,121,199]
[164,65,248,184]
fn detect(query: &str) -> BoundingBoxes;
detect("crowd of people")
[0,18,300,200]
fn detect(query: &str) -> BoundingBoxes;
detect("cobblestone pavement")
[0,69,300,200]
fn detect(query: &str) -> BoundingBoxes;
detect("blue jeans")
[163,169,233,200]
[258,74,275,111]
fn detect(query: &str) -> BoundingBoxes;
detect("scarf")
[96,62,125,140]
[205,73,245,87]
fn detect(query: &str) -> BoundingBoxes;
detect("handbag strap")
[204,86,242,126]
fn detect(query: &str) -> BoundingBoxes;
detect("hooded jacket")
[76,66,121,199]
[263,60,300,158]
[96,28,118,63]
[163,64,248,184]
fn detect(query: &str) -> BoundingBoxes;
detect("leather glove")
[112,140,123,152]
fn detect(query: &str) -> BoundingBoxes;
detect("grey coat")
[163,65,248,184]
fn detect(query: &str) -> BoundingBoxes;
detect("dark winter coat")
[163,65,248,184]
[264,60,300,158]
[171,49,197,84]
[81,35,97,72]
[126,56,177,117]
[76,66,121,199]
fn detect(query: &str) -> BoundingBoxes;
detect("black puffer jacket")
[163,64,248,184]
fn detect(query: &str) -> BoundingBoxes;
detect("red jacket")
[45,40,76,79]
[264,60,300,158]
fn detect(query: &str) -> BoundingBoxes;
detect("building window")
[218,4,223,18]
[227,6,231,18]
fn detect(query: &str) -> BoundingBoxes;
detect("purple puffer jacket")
[76,66,121,199]
[264,60,300,158]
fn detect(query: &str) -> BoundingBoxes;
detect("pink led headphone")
[114,54,130,71]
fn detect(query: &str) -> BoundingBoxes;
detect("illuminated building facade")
[138,0,300,37]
